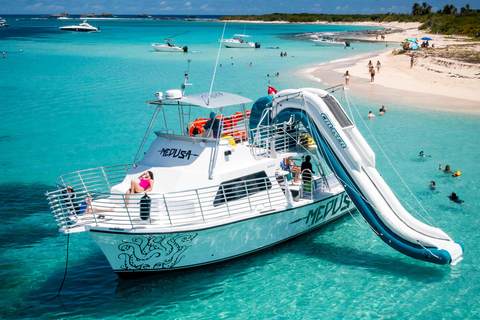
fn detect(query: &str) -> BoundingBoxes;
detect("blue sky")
[0,0,475,15]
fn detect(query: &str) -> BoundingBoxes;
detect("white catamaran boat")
[152,39,188,53]
[313,33,346,46]
[46,66,463,278]
[59,20,100,32]
[221,34,260,48]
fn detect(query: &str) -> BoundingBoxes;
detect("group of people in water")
[426,161,464,204]
[367,105,387,118]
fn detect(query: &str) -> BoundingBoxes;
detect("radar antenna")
[181,59,192,96]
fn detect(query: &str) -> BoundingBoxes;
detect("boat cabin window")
[214,171,272,206]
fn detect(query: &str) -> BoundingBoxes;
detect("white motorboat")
[313,33,346,46]
[221,34,260,48]
[0,17,9,27]
[151,39,188,52]
[46,66,463,278]
[59,20,99,32]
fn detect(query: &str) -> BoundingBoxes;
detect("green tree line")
[219,3,480,37]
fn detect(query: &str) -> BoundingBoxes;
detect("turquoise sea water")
[1,15,479,319]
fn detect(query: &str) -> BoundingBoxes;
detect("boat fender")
[139,194,151,221]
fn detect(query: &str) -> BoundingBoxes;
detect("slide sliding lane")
[271,88,463,265]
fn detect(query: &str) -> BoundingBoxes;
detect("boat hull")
[88,192,354,277]
[152,44,186,52]
[222,42,255,48]
[313,41,345,46]
[60,27,98,32]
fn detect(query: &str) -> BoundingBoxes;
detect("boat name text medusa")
[305,193,351,226]
[158,148,199,160]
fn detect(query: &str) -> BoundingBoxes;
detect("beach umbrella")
[405,38,417,43]
[421,37,433,40]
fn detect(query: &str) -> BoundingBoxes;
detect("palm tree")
[412,3,422,15]
[421,2,432,15]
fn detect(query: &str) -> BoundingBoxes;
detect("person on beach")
[439,164,452,173]
[379,105,386,115]
[370,67,375,82]
[125,171,154,205]
[376,61,381,73]
[343,70,350,85]
[367,60,373,71]
[367,111,375,118]
[410,55,414,68]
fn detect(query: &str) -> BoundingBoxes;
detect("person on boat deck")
[125,171,154,205]
[439,164,452,173]
[203,112,220,138]
[282,157,301,183]
[301,155,315,182]
[76,195,116,217]
[63,186,79,213]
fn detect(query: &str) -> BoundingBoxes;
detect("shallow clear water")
[1,16,479,319]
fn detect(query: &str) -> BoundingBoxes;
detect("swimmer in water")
[439,164,452,172]
[430,181,436,190]
[419,151,432,158]
[448,192,464,204]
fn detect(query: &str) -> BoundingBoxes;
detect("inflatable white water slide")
[254,87,463,265]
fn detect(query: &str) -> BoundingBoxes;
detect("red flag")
[268,84,277,95]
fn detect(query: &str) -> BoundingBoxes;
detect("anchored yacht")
[313,33,347,46]
[152,39,188,52]
[59,20,99,32]
[46,64,463,278]
[221,34,260,48]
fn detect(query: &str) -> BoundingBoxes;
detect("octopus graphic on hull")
[118,233,198,270]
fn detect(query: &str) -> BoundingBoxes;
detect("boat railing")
[54,163,131,193]
[46,172,298,233]
[249,122,312,159]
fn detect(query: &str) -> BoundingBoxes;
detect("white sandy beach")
[304,22,480,114]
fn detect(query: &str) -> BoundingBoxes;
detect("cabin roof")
[148,91,252,109]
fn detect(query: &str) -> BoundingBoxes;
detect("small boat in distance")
[313,33,347,46]
[221,34,260,48]
[59,20,100,32]
[0,17,10,27]
[151,39,188,52]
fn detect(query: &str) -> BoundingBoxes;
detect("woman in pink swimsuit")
[126,171,155,204]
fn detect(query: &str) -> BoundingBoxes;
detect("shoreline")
[298,22,480,114]
[227,19,480,113]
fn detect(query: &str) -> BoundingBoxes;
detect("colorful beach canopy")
[405,38,417,43]
[421,37,433,40]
